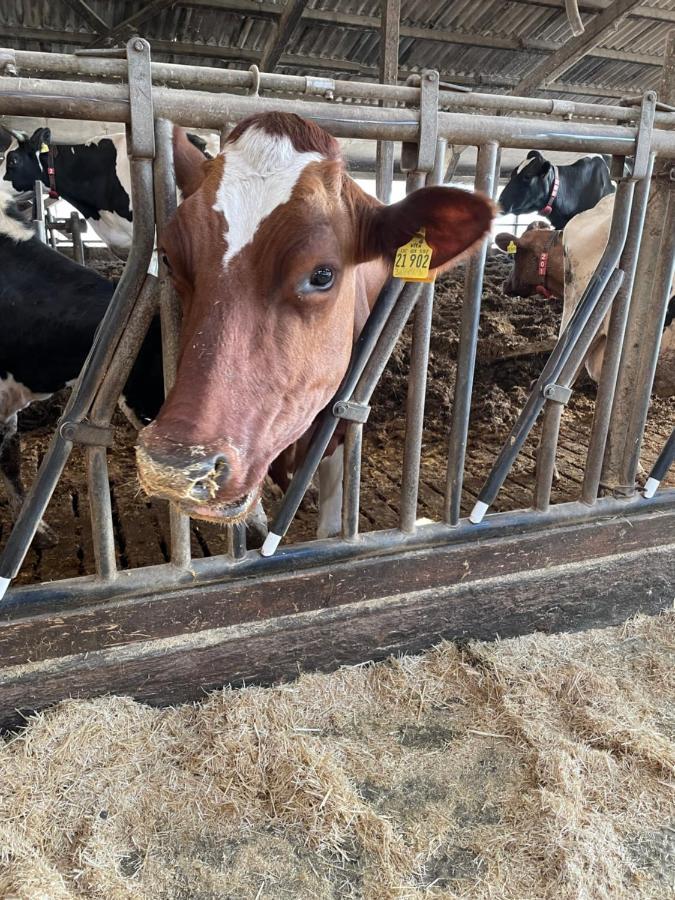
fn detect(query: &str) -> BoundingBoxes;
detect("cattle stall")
[0,39,673,727]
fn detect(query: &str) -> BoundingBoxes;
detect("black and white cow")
[499,151,614,230]
[2,127,212,258]
[0,189,164,545]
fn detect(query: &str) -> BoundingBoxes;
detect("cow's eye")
[309,266,334,290]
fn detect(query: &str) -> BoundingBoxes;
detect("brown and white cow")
[497,196,674,395]
[135,113,494,535]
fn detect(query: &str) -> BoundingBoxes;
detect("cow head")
[495,226,563,299]
[136,113,494,523]
[2,127,50,193]
[499,150,554,217]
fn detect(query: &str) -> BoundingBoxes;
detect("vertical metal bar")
[86,445,117,578]
[603,188,675,493]
[86,275,160,579]
[0,39,156,592]
[532,269,624,512]
[532,402,564,512]
[469,179,635,525]
[228,524,247,559]
[154,117,193,568]
[70,210,85,265]
[46,208,57,248]
[375,0,400,202]
[33,179,47,243]
[444,140,499,525]
[341,423,362,538]
[399,138,446,532]
[581,157,653,504]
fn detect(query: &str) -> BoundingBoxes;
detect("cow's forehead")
[213,124,328,268]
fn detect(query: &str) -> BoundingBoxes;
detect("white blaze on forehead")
[0,188,32,243]
[213,125,324,266]
[516,157,532,174]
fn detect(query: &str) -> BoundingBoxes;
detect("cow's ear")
[29,128,51,152]
[172,126,209,198]
[358,186,494,270]
[495,232,518,253]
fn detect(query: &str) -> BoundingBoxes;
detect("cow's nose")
[188,453,230,501]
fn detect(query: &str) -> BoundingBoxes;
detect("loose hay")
[1,613,674,899]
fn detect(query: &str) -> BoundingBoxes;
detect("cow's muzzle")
[135,430,259,523]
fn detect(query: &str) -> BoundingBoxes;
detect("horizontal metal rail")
[2,75,675,156]
[3,490,673,613]
[4,47,675,127]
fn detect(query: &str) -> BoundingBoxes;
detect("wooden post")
[602,30,675,495]
[375,0,400,203]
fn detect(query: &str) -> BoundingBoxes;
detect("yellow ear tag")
[40,143,49,154]
[506,240,517,254]
[393,228,435,283]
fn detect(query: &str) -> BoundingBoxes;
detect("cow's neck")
[38,142,132,224]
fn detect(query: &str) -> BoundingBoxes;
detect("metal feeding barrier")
[0,36,673,722]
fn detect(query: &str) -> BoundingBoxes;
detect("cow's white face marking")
[0,188,32,243]
[0,373,50,420]
[516,157,531,174]
[212,125,324,267]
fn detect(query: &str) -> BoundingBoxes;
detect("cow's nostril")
[188,454,230,501]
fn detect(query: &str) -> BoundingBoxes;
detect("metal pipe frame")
[2,75,675,157]
[85,274,160,579]
[470,179,636,524]
[4,47,675,127]
[533,269,624,512]
[444,140,500,525]
[154,117,192,569]
[399,140,447,533]
[603,30,675,498]
[581,156,654,504]
[0,40,156,592]
[4,488,673,613]
[69,210,85,265]
[1,43,673,602]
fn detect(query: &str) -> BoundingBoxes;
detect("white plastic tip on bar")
[0,576,10,602]
[260,532,282,557]
[643,477,660,499]
[469,501,489,525]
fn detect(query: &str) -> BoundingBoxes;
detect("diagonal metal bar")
[469,178,636,525]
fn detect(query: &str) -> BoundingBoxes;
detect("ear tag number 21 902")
[393,228,435,283]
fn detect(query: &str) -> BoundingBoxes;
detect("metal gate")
[0,38,672,725]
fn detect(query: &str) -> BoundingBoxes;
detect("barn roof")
[0,0,673,106]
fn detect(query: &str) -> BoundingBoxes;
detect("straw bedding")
[1,612,673,899]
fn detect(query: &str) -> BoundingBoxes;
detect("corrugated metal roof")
[0,0,673,104]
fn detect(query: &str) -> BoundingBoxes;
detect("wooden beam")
[88,0,177,49]
[510,0,646,95]
[376,0,400,203]
[61,0,110,35]
[0,518,671,729]
[259,0,308,72]
[0,26,652,102]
